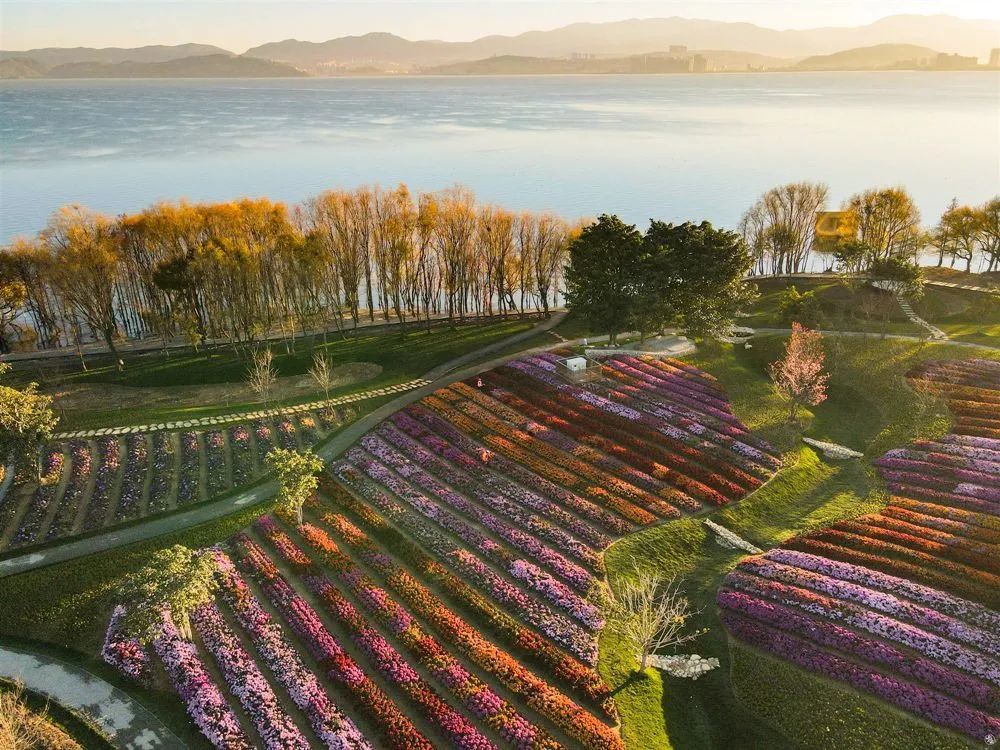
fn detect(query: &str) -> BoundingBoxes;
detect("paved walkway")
[0,644,186,749]
[752,327,999,350]
[926,279,995,294]
[54,378,431,440]
[0,313,566,578]
[752,272,996,295]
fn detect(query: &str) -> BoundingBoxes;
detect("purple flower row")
[115,434,148,521]
[348,447,600,631]
[178,432,202,506]
[101,605,151,684]
[721,610,1000,743]
[205,431,229,496]
[82,437,120,531]
[229,425,254,486]
[376,422,604,566]
[147,432,173,514]
[738,553,1000,658]
[277,419,298,450]
[507,358,776,478]
[154,613,253,750]
[401,406,631,536]
[765,548,1000,633]
[192,602,311,750]
[725,570,1000,687]
[719,589,1000,714]
[211,551,372,750]
[11,448,64,546]
[357,437,596,593]
[333,462,598,664]
[46,440,92,540]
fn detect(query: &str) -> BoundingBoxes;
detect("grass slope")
[21,320,533,430]
[600,337,1000,750]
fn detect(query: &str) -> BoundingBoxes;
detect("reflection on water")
[1,72,998,241]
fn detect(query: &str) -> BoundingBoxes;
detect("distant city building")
[570,52,596,60]
[692,54,709,73]
[669,45,688,55]
[990,48,1000,68]
[629,54,691,73]
[934,53,978,69]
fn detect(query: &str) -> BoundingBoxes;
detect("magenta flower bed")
[154,613,253,750]
[82,437,120,531]
[211,551,372,750]
[721,366,1000,743]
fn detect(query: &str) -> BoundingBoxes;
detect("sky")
[1,1,997,52]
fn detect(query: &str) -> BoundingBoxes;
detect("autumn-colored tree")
[980,197,1000,272]
[115,544,217,643]
[844,187,921,261]
[436,186,478,322]
[267,448,324,524]
[768,322,830,420]
[934,199,983,272]
[43,206,124,360]
[0,256,27,354]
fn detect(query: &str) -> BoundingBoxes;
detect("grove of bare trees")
[0,184,574,355]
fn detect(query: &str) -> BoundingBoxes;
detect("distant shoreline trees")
[0,184,573,357]
[2,181,997,358]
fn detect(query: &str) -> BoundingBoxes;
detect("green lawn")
[741,277,922,336]
[600,337,1000,750]
[913,285,1000,348]
[21,319,535,430]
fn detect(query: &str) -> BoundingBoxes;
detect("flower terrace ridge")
[103,353,780,750]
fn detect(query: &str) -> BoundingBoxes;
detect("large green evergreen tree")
[563,215,645,345]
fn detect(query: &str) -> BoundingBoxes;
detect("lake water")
[1,72,998,243]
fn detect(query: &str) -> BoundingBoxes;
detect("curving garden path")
[3,317,995,581]
[0,643,187,749]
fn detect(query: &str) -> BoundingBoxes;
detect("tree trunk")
[297,502,303,525]
[639,648,649,672]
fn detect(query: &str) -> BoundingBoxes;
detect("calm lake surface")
[1,72,998,242]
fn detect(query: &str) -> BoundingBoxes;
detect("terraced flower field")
[109,353,781,749]
[719,358,1000,746]
[0,408,350,552]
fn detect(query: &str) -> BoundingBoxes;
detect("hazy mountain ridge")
[2,15,996,78]
[43,54,308,79]
[0,43,230,67]
[243,14,999,70]
[794,44,941,71]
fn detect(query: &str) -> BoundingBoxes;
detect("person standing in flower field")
[768,321,829,421]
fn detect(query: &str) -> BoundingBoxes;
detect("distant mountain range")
[0,53,306,79]
[1,14,997,78]
[242,15,999,70]
[794,44,940,71]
